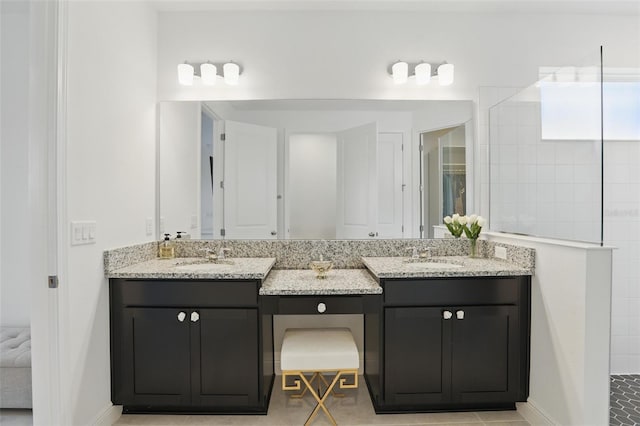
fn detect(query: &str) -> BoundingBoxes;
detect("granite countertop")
[107,257,276,280]
[361,256,533,279]
[260,269,382,296]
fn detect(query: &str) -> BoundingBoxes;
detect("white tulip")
[458,215,468,225]
[477,216,486,227]
[444,216,452,224]
[452,213,460,222]
[469,214,478,224]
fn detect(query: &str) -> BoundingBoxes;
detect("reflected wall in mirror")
[158,100,474,240]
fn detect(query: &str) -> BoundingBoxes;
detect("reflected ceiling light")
[177,62,195,86]
[200,63,217,85]
[223,62,240,86]
[177,61,243,86]
[388,61,454,86]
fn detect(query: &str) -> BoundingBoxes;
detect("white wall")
[0,1,31,327]
[157,9,639,101]
[288,134,337,239]
[159,101,201,238]
[484,233,612,426]
[63,2,157,424]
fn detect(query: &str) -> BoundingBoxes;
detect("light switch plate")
[145,217,153,236]
[70,221,97,245]
[495,246,507,259]
[191,214,198,229]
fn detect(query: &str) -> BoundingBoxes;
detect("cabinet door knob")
[456,310,465,320]
[190,311,200,322]
[317,303,327,313]
[443,310,453,320]
[177,312,186,322]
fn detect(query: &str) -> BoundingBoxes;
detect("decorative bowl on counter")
[310,260,333,279]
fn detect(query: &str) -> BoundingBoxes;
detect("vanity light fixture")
[223,62,240,86]
[177,61,243,86]
[391,61,409,85]
[177,62,195,86]
[200,62,217,85]
[389,61,455,86]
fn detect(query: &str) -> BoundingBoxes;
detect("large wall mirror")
[158,99,474,240]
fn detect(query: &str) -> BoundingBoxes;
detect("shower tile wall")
[479,86,640,374]
[607,141,640,373]
[487,97,601,242]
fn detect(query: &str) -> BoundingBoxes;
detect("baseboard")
[517,400,556,425]
[91,403,122,426]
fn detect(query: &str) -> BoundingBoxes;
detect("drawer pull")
[317,303,327,313]
[191,311,200,322]
[443,310,453,320]
[456,310,465,320]
[177,312,186,322]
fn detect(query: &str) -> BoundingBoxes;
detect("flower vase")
[469,238,478,258]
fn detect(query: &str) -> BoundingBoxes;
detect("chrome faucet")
[420,247,433,258]
[218,247,231,260]
[406,247,419,259]
[202,248,218,262]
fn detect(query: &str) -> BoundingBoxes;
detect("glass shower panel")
[489,52,603,243]
[602,64,640,374]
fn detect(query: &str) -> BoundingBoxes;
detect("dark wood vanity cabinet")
[109,279,273,413]
[365,276,531,412]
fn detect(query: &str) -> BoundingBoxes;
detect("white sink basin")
[404,261,463,269]
[174,262,234,272]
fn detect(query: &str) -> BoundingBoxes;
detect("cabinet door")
[451,305,520,403]
[121,308,191,406]
[192,308,259,407]
[384,307,452,405]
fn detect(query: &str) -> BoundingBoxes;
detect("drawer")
[276,296,364,315]
[111,279,259,307]
[383,276,523,306]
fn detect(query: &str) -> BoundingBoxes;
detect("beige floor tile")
[482,422,530,426]
[114,414,192,425]
[475,410,525,422]
[113,378,530,426]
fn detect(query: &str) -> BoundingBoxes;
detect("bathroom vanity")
[106,240,533,415]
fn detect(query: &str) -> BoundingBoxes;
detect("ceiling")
[151,0,640,14]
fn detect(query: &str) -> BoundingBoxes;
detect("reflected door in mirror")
[223,120,278,239]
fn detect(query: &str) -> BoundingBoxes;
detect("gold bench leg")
[300,372,340,426]
[282,369,358,425]
[290,372,319,398]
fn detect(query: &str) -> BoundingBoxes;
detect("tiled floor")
[11,376,640,424]
[115,377,529,426]
[610,375,640,426]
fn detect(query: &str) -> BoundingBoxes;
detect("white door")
[336,122,378,239]
[377,133,404,238]
[223,120,278,239]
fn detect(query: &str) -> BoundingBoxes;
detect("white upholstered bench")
[281,328,358,426]
[0,327,32,409]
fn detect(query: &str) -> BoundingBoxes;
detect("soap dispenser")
[159,233,175,259]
